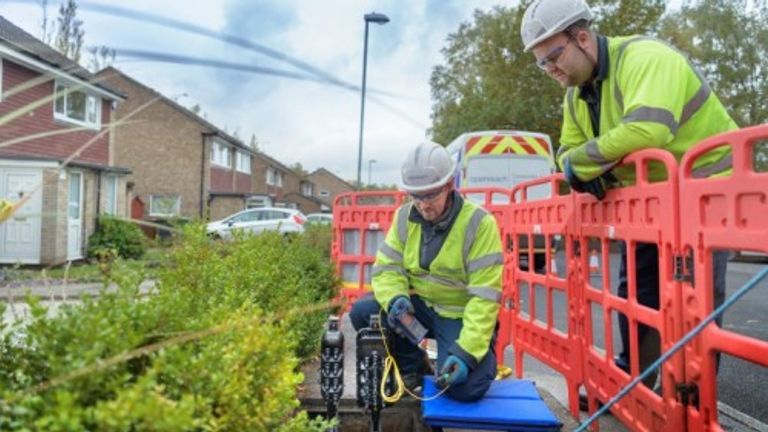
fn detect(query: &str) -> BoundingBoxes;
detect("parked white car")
[206,207,306,239]
[305,213,333,225]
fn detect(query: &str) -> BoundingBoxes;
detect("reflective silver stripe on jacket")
[378,242,403,263]
[679,83,711,125]
[614,36,711,130]
[467,286,502,303]
[623,107,679,134]
[691,153,733,178]
[467,252,503,273]
[412,273,467,291]
[433,304,466,314]
[583,139,620,173]
[372,264,407,278]
[462,208,489,270]
[395,204,410,245]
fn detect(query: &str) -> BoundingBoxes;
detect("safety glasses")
[409,185,446,202]
[535,39,572,70]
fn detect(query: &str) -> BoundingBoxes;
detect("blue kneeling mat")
[422,377,562,431]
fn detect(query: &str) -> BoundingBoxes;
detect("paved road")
[716,262,768,425]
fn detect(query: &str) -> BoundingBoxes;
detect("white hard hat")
[520,0,594,52]
[399,142,456,193]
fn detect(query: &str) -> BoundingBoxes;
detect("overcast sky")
[1,0,510,186]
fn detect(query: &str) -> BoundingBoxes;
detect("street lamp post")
[356,12,389,189]
[368,159,377,186]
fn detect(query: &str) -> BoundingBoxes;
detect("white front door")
[0,169,43,264]
[67,172,84,260]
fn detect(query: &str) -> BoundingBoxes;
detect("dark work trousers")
[349,293,497,402]
[617,244,730,383]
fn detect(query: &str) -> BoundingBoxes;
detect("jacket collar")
[593,34,609,82]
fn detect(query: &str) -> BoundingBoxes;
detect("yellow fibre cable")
[377,321,449,403]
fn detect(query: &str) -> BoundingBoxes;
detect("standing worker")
[520,0,737,396]
[349,142,503,402]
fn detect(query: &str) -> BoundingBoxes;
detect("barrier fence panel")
[332,191,404,310]
[678,125,768,432]
[507,174,584,416]
[576,149,686,432]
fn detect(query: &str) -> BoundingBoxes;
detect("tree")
[658,0,768,170]
[659,0,768,128]
[430,5,562,145]
[429,1,667,147]
[54,0,85,62]
[38,0,54,44]
[87,45,116,72]
[249,133,259,151]
[290,162,308,177]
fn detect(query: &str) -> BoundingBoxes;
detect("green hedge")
[87,216,147,260]
[1,225,337,431]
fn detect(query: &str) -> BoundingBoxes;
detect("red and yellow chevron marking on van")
[465,134,550,157]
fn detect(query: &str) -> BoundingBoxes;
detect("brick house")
[280,168,324,215]
[96,67,263,223]
[307,168,355,211]
[0,16,127,265]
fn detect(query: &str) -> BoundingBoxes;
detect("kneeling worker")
[350,141,503,402]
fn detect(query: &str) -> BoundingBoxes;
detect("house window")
[319,189,330,197]
[266,167,283,187]
[211,141,231,168]
[54,82,100,128]
[301,182,313,196]
[149,195,181,217]
[104,175,118,215]
[236,151,251,174]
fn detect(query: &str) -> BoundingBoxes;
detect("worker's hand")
[437,355,469,388]
[386,296,413,335]
[564,159,613,201]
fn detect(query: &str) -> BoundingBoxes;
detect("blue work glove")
[437,355,469,388]
[563,159,615,201]
[386,295,413,336]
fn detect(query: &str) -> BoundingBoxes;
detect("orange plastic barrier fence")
[330,125,768,432]
[576,148,685,431]
[507,174,584,415]
[332,191,405,311]
[678,124,768,432]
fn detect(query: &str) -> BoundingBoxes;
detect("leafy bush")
[1,224,336,431]
[301,223,333,259]
[87,216,146,260]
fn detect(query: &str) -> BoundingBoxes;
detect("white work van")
[446,130,556,201]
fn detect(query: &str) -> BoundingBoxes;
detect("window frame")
[211,140,232,168]
[104,175,118,215]
[236,151,251,174]
[53,81,101,129]
[149,194,181,217]
[301,182,313,196]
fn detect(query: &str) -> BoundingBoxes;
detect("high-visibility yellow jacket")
[372,200,503,365]
[557,35,738,182]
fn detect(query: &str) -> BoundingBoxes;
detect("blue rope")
[574,265,768,432]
